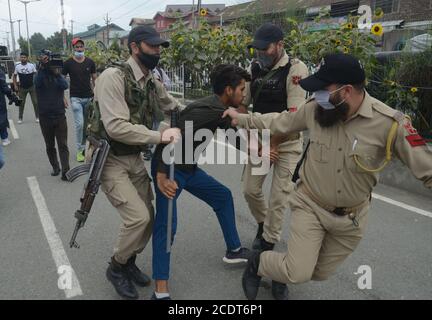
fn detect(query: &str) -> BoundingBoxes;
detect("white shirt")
[14,62,37,75]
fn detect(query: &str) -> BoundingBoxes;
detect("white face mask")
[314,86,347,110]
[74,51,85,58]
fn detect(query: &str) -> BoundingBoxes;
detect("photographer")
[34,50,70,181]
[1,68,21,147]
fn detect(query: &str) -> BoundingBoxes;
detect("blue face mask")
[74,51,85,58]
[314,86,347,110]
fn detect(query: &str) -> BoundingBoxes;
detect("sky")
[0,0,250,47]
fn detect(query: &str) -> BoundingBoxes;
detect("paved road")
[0,97,431,300]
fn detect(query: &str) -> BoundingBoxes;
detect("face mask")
[256,51,275,70]
[74,51,85,58]
[138,49,160,70]
[314,86,347,110]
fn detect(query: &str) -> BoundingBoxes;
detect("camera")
[39,49,64,69]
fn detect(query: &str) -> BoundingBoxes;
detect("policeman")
[241,23,309,300]
[89,26,181,300]
[223,53,432,300]
[0,68,21,146]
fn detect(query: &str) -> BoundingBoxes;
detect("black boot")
[61,171,69,182]
[124,255,151,287]
[106,257,139,300]
[256,238,275,252]
[272,281,289,300]
[252,223,264,250]
[242,251,262,300]
[51,167,60,177]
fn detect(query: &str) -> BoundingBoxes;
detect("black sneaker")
[223,247,251,264]
[151,293,172,300]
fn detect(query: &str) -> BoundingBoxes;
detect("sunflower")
[344,23,353,30]
[200,8,208,16]
[371,23,384,36]
[374,8,384,18]
[335,39,342,46]
[410,87,418,94]
[343,46,349,54]
[346,39,353,45]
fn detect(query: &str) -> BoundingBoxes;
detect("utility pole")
[17,20,23,39]
[60,0,67,52]
[191,0,195,29]
[18,1,41,58]
[196,0,202,29]
[7,0,17,59]
[70,20,74,39]
[104,14,112,47]
[5,32,11,55]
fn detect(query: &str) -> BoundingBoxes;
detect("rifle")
[167,108,180,253]
[66,137,110,249]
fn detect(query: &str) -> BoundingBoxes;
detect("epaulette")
[371,100,405,123]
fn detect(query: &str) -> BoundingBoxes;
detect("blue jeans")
[151,159,242,281]
[71,97,92,152]
[0,144,4,169]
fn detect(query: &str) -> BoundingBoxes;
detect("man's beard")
[315,100,350,128]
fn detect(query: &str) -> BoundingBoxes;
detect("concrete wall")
[379,159,430,197]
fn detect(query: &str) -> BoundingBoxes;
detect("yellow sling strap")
[354,120,399,173]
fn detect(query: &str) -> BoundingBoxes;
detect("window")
[306,5,331,20]
[373,0,400,14]
[331,0,360,17]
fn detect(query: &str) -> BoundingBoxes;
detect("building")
[221,0,432,51]
[74,23,127,48]
[153,4,226,38]
[129,18,155,29]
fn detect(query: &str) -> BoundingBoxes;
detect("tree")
[46,30,72,52]
[30,33,47,53]
[17,37,30,55]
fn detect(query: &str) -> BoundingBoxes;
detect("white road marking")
[373,193,432,219]
[27,177,83,299]
[8,119,19,140]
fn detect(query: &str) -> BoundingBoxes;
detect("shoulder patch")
[291,75,302,85]
[400,116,427,147]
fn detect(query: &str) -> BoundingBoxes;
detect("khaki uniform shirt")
[237,92,432,207]
[94,57,177,146]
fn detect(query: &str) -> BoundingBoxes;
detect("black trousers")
[39,115,70,174]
